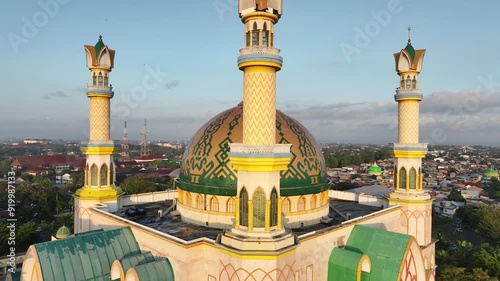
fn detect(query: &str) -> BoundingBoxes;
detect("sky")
[1,0,500,145]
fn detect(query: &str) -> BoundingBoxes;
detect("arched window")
[240,188,248,227]
[409,167,417,190]
[270,188,278,227]
[100,164,108,186]
[311,195,317,209]
[226,198,235,213]
[98,72,103,87]
[246,31,250,47]
[253,188,266,228]
[252,22,259,47]
[412,76,417,89]
[321,191,329,206]
[262,23,269,47]
[210,196,219,212]
[104,75,109,86]
[110,162,114,185]
[93,73,97,86]
[399,167,407,190]
[406,75,411,89]
[282,198,291,213]
[186,192,192,207]
[196,195,203,210]
[297,196,306,212]
[90,164,98,186]
[178,190,183,204]
[400,77,404,89]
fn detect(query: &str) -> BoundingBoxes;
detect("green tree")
[0,160,11,178]
[121,174,156,195]
[439,267,498,281]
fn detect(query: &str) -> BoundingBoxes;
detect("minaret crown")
[84,35,115,69]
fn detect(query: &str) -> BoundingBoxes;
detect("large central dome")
[177,103,329,196]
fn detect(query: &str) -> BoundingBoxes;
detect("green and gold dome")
[484,168,498,179]
[177,103,329,197]
[55,225,71,239]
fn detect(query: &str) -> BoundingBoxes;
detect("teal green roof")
[328,248,365,281]
[95,35,105,57]
[131,259,175,281]
[404,43,415,62]
[31,227,175,281]
[35,227,141,281]
[328,225,412,281]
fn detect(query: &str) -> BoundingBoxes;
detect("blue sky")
[1,0,500,145]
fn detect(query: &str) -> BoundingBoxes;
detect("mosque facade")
[17,1,436,280]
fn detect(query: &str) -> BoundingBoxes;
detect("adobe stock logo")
[339,0,410,63]
[7,0,70,54]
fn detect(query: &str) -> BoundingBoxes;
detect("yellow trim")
[391,150,427,158]
[265,200,271,232]
[75,186,123,200]
[243,65,277,73]
[248,200,253,231]
[235,197,240,228]
[357,255,371,281]
[241,11,279,24]
[388,197,433,207]
[81,145,118,155]
[395,172,400,190]
[218,247,296,260]
[229,156,291,172]
[87,94,111,99]
[239,61,282,70]
[277,198,282,229]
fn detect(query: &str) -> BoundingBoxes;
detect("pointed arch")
[240,188,248,227]
[226,198,235,213]
[321,191,329,206]
[406,75,411,89]
[311,194,317,209]
[253,188,266,227]
[409,167,417,190]
[186,192,192,207]
[178,189,183,204]
[282,198,291,213]
[100,164,108,186]
[270,188,278,227]
[262,22,269,47]
[196,195,203,210]
[297,196,306,212]
[90,164,98,186]
[412,76,417,89]
[210,196,219,212]
[98,72,103,87]
[92,73,97,86]
[252,22,259,47]
[399,167,407,190]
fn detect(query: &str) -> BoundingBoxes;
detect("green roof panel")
[133,259,175,281]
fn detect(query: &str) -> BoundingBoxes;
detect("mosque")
[15,1,436,280]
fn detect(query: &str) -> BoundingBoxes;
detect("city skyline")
[2,0,500,145]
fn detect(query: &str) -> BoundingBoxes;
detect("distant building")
[11,155,85,175]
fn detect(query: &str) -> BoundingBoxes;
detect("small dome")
[367,163,382,175]
[484,168,498,179]
[56,225,71,239]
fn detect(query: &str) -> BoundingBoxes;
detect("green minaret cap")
[95,35,105,57]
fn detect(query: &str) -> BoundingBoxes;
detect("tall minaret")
[75,36,123,233]
[220,0,295,251]
[388,28,435,272]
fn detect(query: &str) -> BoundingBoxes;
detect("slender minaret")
[121,121,130,162]
[75,36,122,233]
[221,0,295,252]
[388,28,435,272]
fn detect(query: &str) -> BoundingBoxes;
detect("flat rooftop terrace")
[112,199,384,241]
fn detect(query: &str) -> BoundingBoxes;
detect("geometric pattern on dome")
[177,105,329,196]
